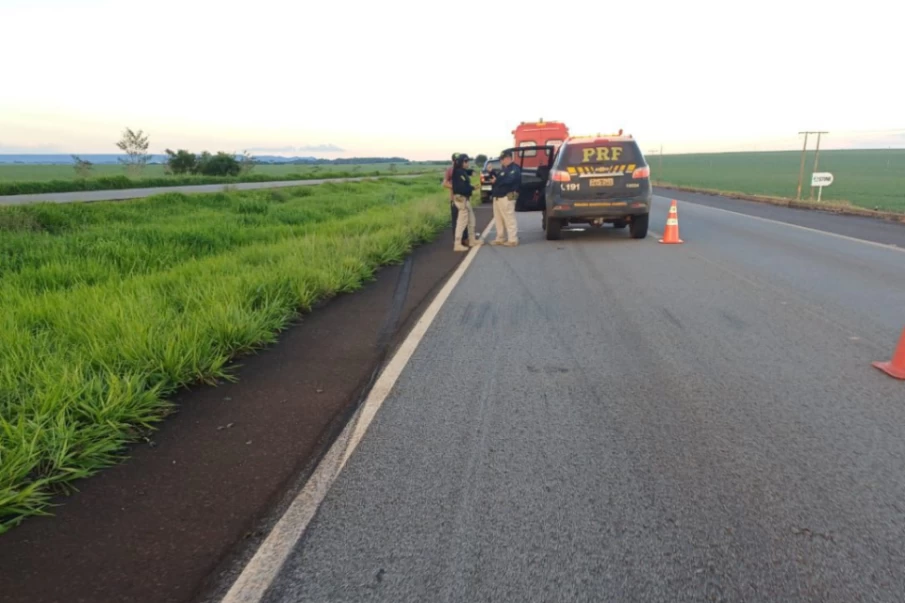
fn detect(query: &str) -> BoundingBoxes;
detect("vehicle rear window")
[518,141,538,157]
[561,141,642,166]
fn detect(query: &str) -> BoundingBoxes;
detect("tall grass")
[0,163,441,196]
[0,176,448,533]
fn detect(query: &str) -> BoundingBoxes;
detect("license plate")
[589,178,614,187]
[481,185,492,191]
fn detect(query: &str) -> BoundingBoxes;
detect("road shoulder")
[0,207,492,603]
[654,187,905,248]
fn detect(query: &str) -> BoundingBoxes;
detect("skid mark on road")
[687,251,884,351]
[433,365,499,603]
[719,310,748,331]
[662,307,684,330]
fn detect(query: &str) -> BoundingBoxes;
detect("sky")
[0,0,900,160]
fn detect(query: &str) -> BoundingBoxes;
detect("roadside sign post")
[796,131,828,200]
[809,132,826,201]
[811,172,834,202]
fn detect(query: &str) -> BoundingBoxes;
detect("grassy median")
[0,176,448,533]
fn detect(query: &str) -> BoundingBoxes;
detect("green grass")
[0,175,449,533]
[652,149,905,213]
[0,163,441,196]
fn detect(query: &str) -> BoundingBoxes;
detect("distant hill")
[0,154,415,166]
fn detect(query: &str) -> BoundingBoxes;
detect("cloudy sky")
[1,0,899,159]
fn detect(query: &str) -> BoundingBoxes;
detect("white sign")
[811,172,834,202]
[811,172,834,187]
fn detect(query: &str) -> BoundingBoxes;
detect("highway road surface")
[0,174,419,206]
[232,195,905,602]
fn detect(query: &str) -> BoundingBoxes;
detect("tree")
[475,154,488,167]
[164,149,197,175]
[239,150,256,176]
[71,155,93,178]
[116,128,150,176]
[195,151,241,177]
[388,163,398,173]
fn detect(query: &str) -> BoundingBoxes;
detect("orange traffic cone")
[659,199,683,244]
[873,328,905,380]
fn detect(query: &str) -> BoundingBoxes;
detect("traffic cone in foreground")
[873,328,905,380]
[659,199,684,244]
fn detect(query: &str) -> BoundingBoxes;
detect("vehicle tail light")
[632,166,650,179]
[552,170,571,182]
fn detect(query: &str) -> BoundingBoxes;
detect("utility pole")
[809,131,827,200]
[796,132,810,201]
[797,131,828,201]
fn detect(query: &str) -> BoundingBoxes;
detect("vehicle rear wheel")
[629,213,649,239]
[545,215,563,240]
[612,219,628,229]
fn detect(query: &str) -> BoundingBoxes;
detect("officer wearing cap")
[451,154,481,252]
[443,152,469,245]
[488,150,521,246]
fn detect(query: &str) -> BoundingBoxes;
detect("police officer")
[451,154,481,252]
[442,152,469,246]
[488,150,521,246]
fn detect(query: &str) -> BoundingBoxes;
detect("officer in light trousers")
[451,154,482,252]
[488,150,521,246]
[442,152,469,246]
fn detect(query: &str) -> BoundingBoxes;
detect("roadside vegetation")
[653,149,905,213]
[0,127,442,195]
[0,175,449,533]
[0,163,439,196]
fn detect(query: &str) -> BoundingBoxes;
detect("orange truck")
[512,119,569,167]
[479,119,570,203]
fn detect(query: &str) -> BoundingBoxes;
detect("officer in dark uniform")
[488,150,522,246]
[451,154,482,251]
[443,152,469,245]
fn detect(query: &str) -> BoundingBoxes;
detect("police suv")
[542,133,652,241]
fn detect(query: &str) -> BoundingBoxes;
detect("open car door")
[503,145,555,212]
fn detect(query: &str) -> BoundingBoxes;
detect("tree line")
[69,128,415,179]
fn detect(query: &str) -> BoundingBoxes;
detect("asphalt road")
[257,196,905,602]
[0,175,419,206]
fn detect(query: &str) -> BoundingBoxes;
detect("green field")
[0,162,442,196]
[0,176,449,533]
[653,149,905,213]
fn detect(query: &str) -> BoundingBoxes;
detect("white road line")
[654,195,905,254]
[219,219,496,603]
